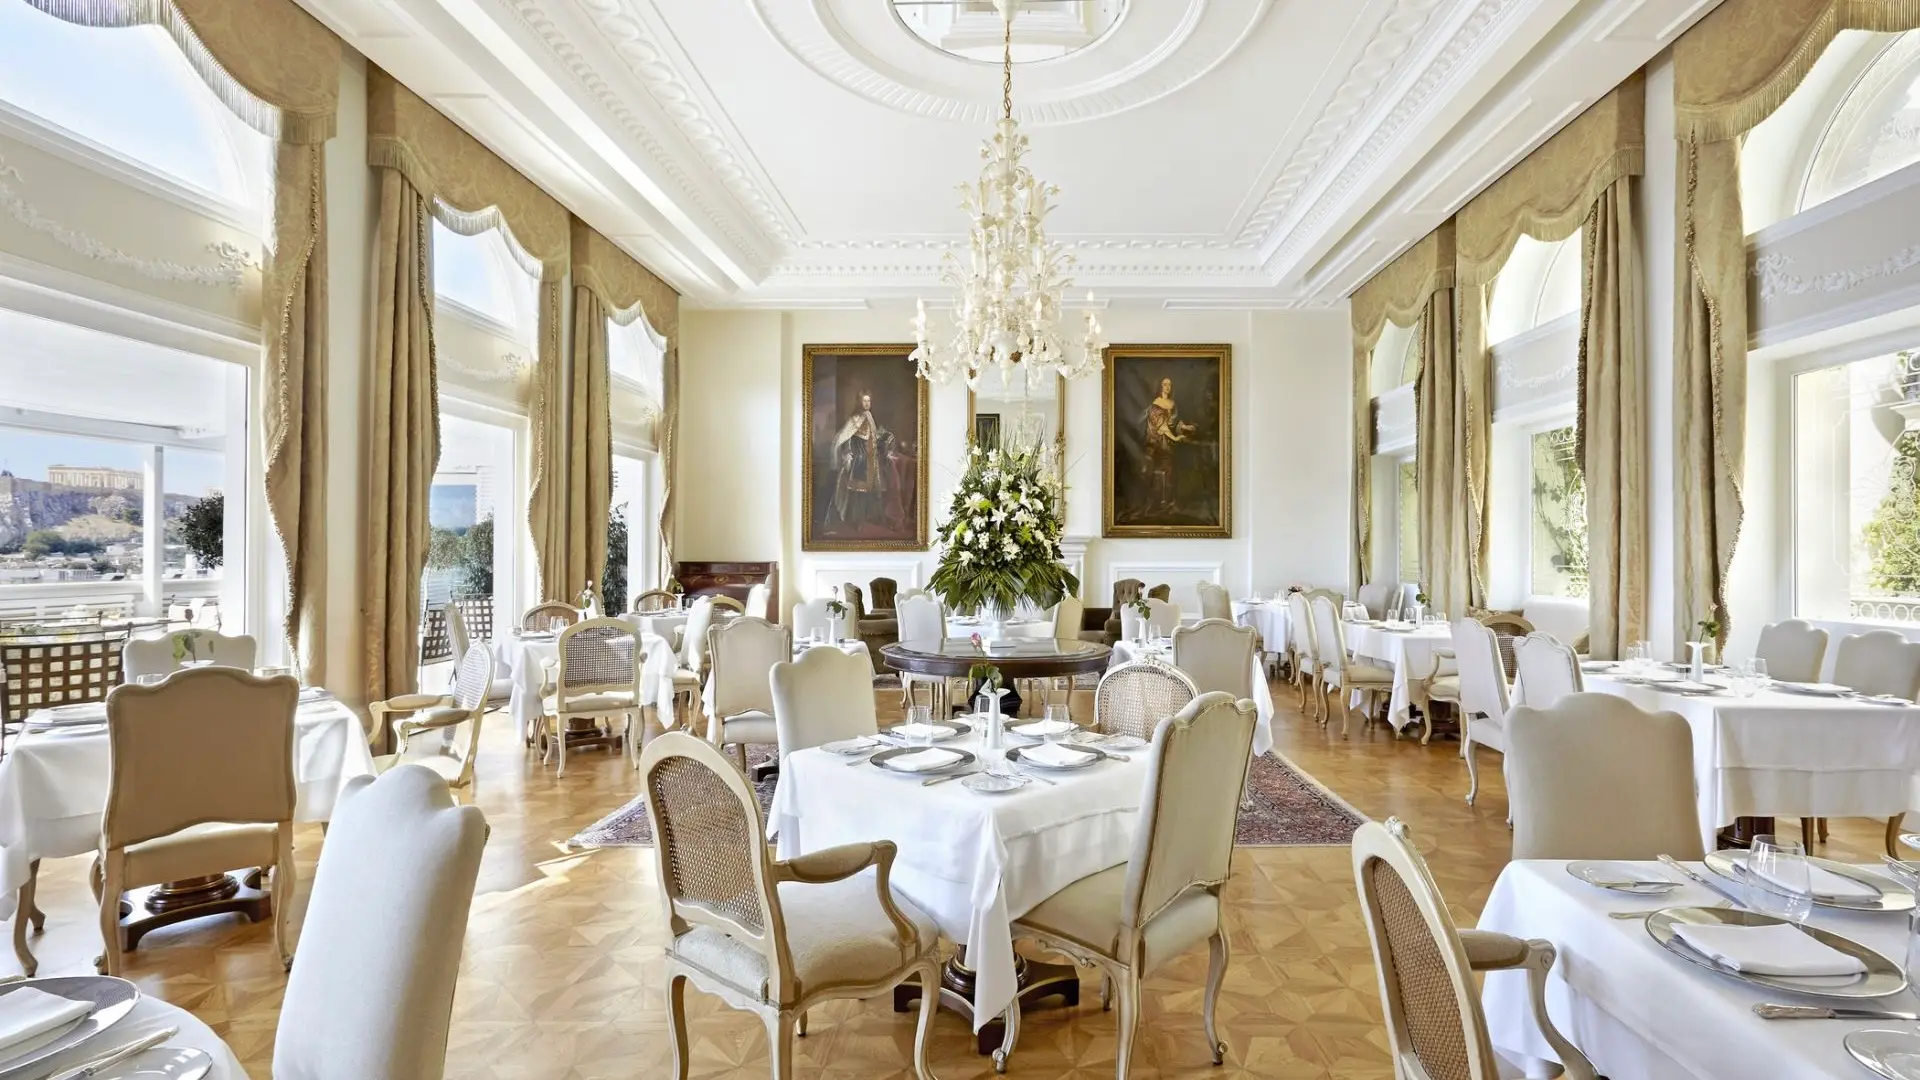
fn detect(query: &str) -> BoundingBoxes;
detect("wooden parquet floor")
[11,681,1890,1078]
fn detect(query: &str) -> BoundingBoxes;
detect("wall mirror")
[966,367,1066,488]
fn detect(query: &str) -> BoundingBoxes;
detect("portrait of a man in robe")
[803,346,927,550]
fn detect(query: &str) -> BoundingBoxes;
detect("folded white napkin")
[1742,856,1881,901]
[0,987,89,1051]
[1779,681,1852,695]
[1010,719,1074,737]
[890,722,947,739]
[1671,922,1866,977]
[1021,742,1096,768]
[34,704,106,726]
[885,748,962,773]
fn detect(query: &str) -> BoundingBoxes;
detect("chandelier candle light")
[910,0,1104,389]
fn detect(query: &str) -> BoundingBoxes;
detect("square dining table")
[768,730,1149,1035]
[1478,858,1916,1079]
[1579,671,1920,850]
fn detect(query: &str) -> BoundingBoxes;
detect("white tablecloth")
[631,612,688,644]
[769,733,1147,1030]
[1344,622,1454,726]
[944,617,1055,640]
[1583,673,1920,849]
[1230,601,1289,656]
[506,635,559,741]
[0,693,376,920]
[1479,858,1912,1079]
[1107,640,1274,757]
[703,640,869,716]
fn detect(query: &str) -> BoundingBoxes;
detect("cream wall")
[676,306,1353,617]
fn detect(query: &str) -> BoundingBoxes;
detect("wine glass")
[905,703,934,748]
[1044,702,1072,743]
[134,673,166,686]
[549,616,567,633]
[1747,834,1814,926]
[1748,657,1771,692]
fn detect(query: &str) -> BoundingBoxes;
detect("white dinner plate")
[1007,718,1074,738]
[961,773,1026,795]
[820,737,881,756]
[1647,907,1907,999]
[1776,681,1854,697]
[1006,744,1102,772]
[1074,732,1146,751]
[1579,661,1617,673]
[882,719,969,742]
[1663,680,1725,696]
[0,976,139,1076]
[1846,1029,1920,1080]
[1565,861,1683,895]
[869,746,975,776]
[92,1047,213,1080]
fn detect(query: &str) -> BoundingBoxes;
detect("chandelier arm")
[1002,7,1013,123]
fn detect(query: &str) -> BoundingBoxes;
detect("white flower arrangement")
[929,444,1077,614]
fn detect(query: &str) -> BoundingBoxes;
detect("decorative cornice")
[0,156,259,290]
[501,0,786,263]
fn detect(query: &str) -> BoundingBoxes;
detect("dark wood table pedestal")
[1717,816,1775,850]
[891,947,1081,1069]
[119,872,271,951]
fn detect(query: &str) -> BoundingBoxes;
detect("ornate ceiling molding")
[748,0,1271,128]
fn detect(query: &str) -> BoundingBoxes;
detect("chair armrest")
[1496,935,1600,1080]
[1459,929,1530,971]
[373,693,452,712]
[776,841,919,951]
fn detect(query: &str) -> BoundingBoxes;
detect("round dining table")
[880,638,1111,717]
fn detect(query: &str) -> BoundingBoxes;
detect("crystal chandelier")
[910,0,1103,390]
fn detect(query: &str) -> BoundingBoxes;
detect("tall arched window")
[1802,32,1920,214]
[0,2,267,213]
[1487,232,1581,346]
[431,220,537,336]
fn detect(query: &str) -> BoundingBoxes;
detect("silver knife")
[49,1025,178,1080]
[1657,855,1748,909]
[1754,1003,1920,1020]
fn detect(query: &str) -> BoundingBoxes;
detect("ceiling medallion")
[890,0,1126,64]
[910,0,1103,390]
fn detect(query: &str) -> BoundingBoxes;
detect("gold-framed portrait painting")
[1102,344,1232,538]
[802,344,929,551]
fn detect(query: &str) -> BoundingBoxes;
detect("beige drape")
[28,0,341,681]
[566,287,612,604]
[570,219,680,593]
[367,68,573,601]
[1673,0,1920,646]
[363,172,438,747]
[1456,76,1645,653]
[1351,225,1458,610]
[1414,287,1467,618]
[1581,183,1647,659]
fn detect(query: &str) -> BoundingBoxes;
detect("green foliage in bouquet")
[929,445,1078,614]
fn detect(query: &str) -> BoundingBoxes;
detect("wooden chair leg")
[1888,814,1907,858]
[1800,817,1815,851]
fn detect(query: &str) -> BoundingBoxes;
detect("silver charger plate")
[1663,680,1725,696]
[868,746,975,777]
[883,719,969,742]
[1074,731,1146,751]
[0,975,140,1076]
[1646,907,1908,999]
[1006,744,1102,772]
[962,773,1026,795]
[1776,681,1854,697]
[91,1047,213,1080]
[1564,861,1683,895]
[1704,849,1914,912]
[1846,1029,1920,1080]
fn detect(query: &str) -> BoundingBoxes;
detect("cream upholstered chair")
[640,733,941,1080]
[1454,618,1512,806]
[273,764,487,1080]
[790,598,840,642]
[744,583,772,622]
[1356,582,1395,620]
[1172,619,1256,700]
[96,667,298,975]
[1352,817,1598,1080]
[771,645,879,758]
[371,646,493,790]
[1835,630,1920,699]
[1286,591,1319,716]
[1506,693,1704,861]
[1513,633,1583,709]
[897,587,930,604]
[1195,581,1232,622]
[999,693,1257,1076]
[633,589,678,613]
[521,601,580,632]
[444,603,511,707]
[1310,595,1394,738]
[1755,618,1831,682]
[665,597,719,728]
[1120,598,1182,640]
[1093,660,1198,741]
[894,595,949,706]
[121,630,257,681]
[706,617,792,773]
[540,617,642,776]
[1052,596,1085,642]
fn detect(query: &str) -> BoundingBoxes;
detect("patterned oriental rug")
[567,750,1365,849]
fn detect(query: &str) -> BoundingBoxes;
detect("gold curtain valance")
[367,68,569,278]
[1677,0,1920,141]
[28,0,340,143]
[570,217,679,343]
[1456,73,1646,287]
[1351,221,1456,351]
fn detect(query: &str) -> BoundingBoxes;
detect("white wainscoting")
[1106,561,1223,617]
[804,558,927,603]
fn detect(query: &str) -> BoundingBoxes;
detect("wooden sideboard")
[675,561,777,616]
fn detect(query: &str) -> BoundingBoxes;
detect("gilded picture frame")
[801,344,930,551]
[1102,344,1232,539]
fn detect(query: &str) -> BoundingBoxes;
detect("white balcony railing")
[1850,596,1920,624]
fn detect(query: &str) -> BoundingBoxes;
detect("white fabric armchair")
[639,733,942,1079]
[1454,617,1513,806]
[706,616,791,772]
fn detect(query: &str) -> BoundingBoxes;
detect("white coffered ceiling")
[297,0,1721,308]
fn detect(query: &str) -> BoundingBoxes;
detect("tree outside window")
[1530,426,1589,599]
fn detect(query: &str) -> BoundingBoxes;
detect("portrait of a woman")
[1142,376,1197,515]
[1104,345,1232,538]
